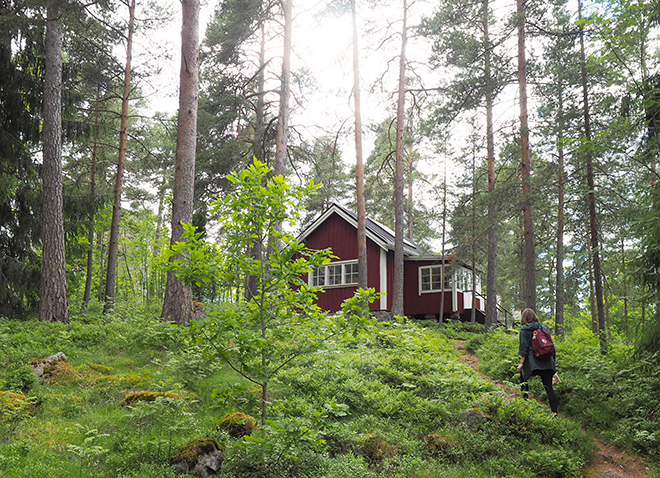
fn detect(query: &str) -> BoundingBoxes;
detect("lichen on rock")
[170,438,224,476]
[31,352,79,384]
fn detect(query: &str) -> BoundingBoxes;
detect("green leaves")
[170,159,374,425]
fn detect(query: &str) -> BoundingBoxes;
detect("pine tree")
[162,0,200,324]
[40,3,69,323]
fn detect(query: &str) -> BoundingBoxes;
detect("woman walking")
[516,308,559,416]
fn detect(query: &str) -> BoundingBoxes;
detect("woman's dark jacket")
[518,321,556,380]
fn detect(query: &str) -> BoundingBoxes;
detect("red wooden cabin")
[298,203,485,321]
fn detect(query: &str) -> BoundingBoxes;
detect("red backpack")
[532,327,554,359]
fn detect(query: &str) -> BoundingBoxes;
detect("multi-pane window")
[345,262,359,284]
[420,266,444,292]
[328,264,343,285]
[310,261,359,288]
[419,265,453,293]
[312,267,325,287]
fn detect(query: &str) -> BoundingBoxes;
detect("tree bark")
[578,0,606,353]
[517,0,536,311]
[471,147,477,324]
[484,0,497,330]
[245,24,266,302]
[104,0,135,314]
[253,24,266,164]
[439,161,447,324]
[83,93,100,309]
[40,5,69,323]
[162,0,200,324]
[555,82,565,335]
[392,0,408,318]
[274,0,292,178]
[621,236,628,335]
[352,0,367,291]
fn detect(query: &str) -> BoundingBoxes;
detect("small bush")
[0,391,36,421]
[1,363,36,393]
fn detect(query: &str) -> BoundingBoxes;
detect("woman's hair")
[521,308,538,325]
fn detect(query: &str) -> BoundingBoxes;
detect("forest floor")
[452,340,651,478]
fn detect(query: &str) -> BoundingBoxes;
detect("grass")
[0,312,594,477]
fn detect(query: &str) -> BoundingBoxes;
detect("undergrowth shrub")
[1,363,36,393]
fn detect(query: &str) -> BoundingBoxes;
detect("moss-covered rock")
[359,433,398,464]
[216,412,258,438]
[31,352,80,385]
[170,438,224,476]
[121,390,181,407]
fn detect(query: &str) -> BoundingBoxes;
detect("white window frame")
[418,265,451,294]
[309,260,359,289]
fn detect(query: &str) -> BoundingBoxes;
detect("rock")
[170,438,224,476]
[31,352,69,383]
[457,408,489,429]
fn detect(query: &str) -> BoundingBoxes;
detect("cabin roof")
[298,203,424,256]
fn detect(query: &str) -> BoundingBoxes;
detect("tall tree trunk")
[471,146,477,324]
[83,93,100,309]
[253,24,266,164]
[352,0,368,291]
[578,0,606,353]
[621,236,629,335]
[40,5,69,323]
[439,158,447,324]
[104,0,135,314]
[484,0,497,330]
[97,231,106,302]
[392,0,408,318]
[517,0,536,311]
[149,170,167,308]
[274,0,292,178]
[406,144,415,241]
[162,0,200,324]
[245,24,266,302]
[588,246,598,333]
[555,85,565,335]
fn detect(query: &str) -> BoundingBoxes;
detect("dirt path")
[452,340,651,478]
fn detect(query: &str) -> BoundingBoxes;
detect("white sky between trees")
[135,0,558,252]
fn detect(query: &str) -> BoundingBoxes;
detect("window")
[310,261,359,288]
[419,265,451,293]
[312,267,325,287]
[345,262,359,284]
[328,264,343,285]
[456,266,480,292]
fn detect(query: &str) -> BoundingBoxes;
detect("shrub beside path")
[452,340,650,478]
